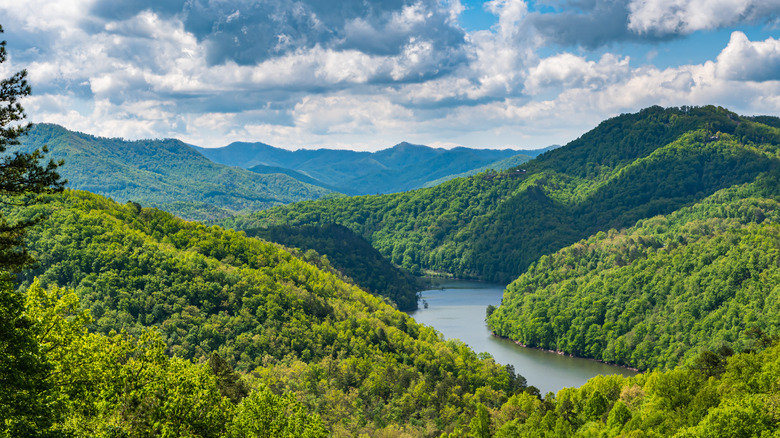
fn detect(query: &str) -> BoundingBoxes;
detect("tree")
[0,23,65,437]
[0,24,64,271]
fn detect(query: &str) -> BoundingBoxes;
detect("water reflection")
[408,279,637,395]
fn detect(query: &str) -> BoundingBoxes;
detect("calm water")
[407,279,637,395]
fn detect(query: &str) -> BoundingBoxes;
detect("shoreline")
[490,332,642,373]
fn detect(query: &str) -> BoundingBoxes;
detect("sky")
[1,0,779,151]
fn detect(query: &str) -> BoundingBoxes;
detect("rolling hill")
[10,190,526,436]
[17,124,333,221]
[222,106,780,283]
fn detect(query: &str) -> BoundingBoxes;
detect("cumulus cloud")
[628,0,780,35]
[527,0,644,48]
[2,0,780,151]
[87,0,467,67]
[715,31,780,82]
[523,0,780,49]
[524,53,631,94]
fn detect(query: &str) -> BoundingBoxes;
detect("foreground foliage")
[446,339,780,437]
[12,190,526,436]
[0,276,327,438]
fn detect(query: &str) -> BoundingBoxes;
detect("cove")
[407,279,638,395]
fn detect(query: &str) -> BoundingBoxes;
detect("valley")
[4,105,780,437]
[4,2,780,435]
[408,279,637,395]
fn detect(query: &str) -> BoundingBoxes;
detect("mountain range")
[19,124,547,220]
[17,124,332,221]
[222,105,780,373]
[195,141,551,195]
[7,105,780,437]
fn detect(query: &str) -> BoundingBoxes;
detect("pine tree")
[0,24,64,270]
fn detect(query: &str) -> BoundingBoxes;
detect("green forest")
[6,191,528,436]
[488,172,780,370]
[223,106,780,284]
[5,104,780,437]
[244,223,423,310]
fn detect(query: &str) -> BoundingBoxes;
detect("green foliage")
[0,275,53,437]
[462,341,780,437]
[222,106,780,284]
[0,276,327,438]
[245,223,422,310]
[228,386,328,438]
[488,172,780,370]
[17,124,331,221]
[11,190,525,435]
[0,26,64,270]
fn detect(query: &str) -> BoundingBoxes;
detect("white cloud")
[715,31,780,81]
[293,94,414,136]
[628,0,780,35]
[3,1,780,152]
[524,53,631,95]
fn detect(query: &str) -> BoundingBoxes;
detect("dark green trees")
[0,24,63,270]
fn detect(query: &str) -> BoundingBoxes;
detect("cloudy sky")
[1,0,779,151]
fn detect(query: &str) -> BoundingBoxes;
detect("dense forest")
[9,190,527,436]
[10,263,779,437]
[2,275,328,437]
[17,124,333,220]
[245,223,423,310]
[488,171,780,370]
[6,105,780,437]
[444,338,780,437]
[221,106,780,284]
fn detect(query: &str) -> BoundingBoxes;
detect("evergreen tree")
[0,23,64,437]
[0,24,64,270]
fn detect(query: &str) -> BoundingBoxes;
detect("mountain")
[195,141,540,194]
[222,106,780,283]
[488,175,780,370]
[18,124,333,221]
[244,223,424,310]
[219,105,780,372]
[10,190,527,436]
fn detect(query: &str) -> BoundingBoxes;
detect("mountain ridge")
[222,106,780,282]
[195,140,545,195]
[17,124,333,221]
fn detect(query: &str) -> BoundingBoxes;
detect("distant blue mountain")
[194,141,553,194]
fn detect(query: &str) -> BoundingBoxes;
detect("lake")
[407,279,638,395]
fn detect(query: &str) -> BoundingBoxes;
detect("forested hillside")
[197,141,532,195]
[2,276,328,437]
[488,172,780,370]
[245,224,423,310]
[10,190,527,436]
[444,338,780,437]
[222,106,780,284]
[18,124,332,221]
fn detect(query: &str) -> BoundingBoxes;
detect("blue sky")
[1,0,779,151]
